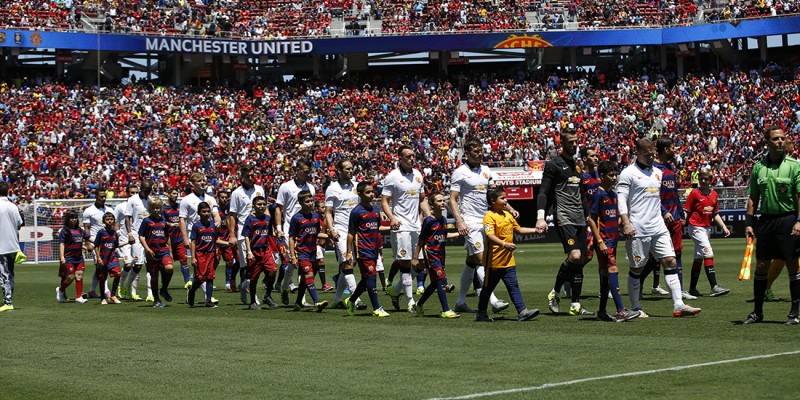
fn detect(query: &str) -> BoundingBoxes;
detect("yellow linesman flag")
[739,237,754,281]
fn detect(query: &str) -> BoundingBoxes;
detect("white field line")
[428,350,800,400]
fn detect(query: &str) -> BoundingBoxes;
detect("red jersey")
[684,189,719,228]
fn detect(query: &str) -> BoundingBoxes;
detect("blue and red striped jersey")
[348,204,382,260]
[138,216,170,257]
[217,206,232,241]
[589,187,620,247]
[653,160,684,221]
[289,211,323,261]
[242,214,271,250]
[581,170,601,210]
[191,219,218,254]
[93,228,119,267]
[59,227,89,263]
[419,215,448,268]
[163,201,182,239]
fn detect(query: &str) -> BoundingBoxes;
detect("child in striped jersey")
[57,210,90,303]
[93,212,122,304]
[243,196,278,310]
[344,181,391,317]
[288,190,329,312]
[412,192,460,318]
[138,198,174,308]
[588,161,641,322]
[188,202,229,308]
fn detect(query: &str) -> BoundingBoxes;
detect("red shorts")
[194,251,217,281]
[668,219,683,251]
[218,245,236,263]
[98,265,121,279]
[297,259,314,276]
[427,265,446,283]
[596,247,617,270]
[146,254,173,273]
[247,248,277,280]
[356,258,377,278]
[170,238,187,262]
[59,261,85,277]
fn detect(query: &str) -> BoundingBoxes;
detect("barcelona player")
[138,198,174,308]
[288,190,329,312]
[242,196,278,310]
[93,212,122,305]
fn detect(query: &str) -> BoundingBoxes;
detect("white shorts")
[237,240,248,266]
[625,233,675,269]
[463,221,486,256]
[131,242,145,266]
[376,254,384,272]
[117,243,133,266]
[689,225,714,259]
[316,245,325,262]
[333,230,349,263]
[391,231,420,261]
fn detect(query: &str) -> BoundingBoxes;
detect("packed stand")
[0,76,461,202]
[573,0,699,28]
[704,0,799,22]
[342,0,527,33]
[465,65,800,187]
[0,1,76,30]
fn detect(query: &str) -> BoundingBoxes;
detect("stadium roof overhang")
[2,17,800,56]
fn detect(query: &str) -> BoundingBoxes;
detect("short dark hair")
[298,160,313,169]
[0,181,9,196]
[655,137,673,154]
[765,125,784,140]
[240,164,255,175]
[636,138,654,152]
[102,212,115,223]
[486,187,506,207]
[356,181,372,193]
[598,160,617,175]
[560,128,577,141]
[427,191,444,206]
[297,190,313,204]
[198,202,211,212]
[252,195,266,205]
[95,186,107,195]
[463,139,482,153]
[336,159,352,170]
[397,144,413,157]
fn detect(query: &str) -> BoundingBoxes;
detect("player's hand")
[246,251,254,262]
[96,259,104,268]
[508,208,520,219]
[86,243,95,251]
[745,226,755,240]
[502,242,516,251]
[191,257,198,267]
[597,241,608,255]
[228,237,237,247]
[792,222,800,238]
[535,219,548,234]
[456,220,468,236]
[330,231,340,241]
[664,213,675,224]
[60,257,66,264]
[128,234,135,245]
[183,239,191,248]
[146,249,155,258]
[411,258,420,271]
[389,217,401,230]
[622,222,636,238]
[276,230,285,238]
[722,227,731,237]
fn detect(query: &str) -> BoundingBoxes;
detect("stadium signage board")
[2,17,800,55]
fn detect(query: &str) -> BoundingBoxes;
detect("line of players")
[56,136,732,320]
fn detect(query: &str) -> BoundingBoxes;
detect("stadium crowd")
[574,0,698,28]
[379,0,527,34]
[0,64,799,204]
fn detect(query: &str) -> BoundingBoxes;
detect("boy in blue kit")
[412,192,460,318]
[57,210,90,303]
[288,190,329,312]
[138,198,174,308]
[588,161,641,322]
[344,181,391,317]
[476,188,540,322]
[94,212,122,304]
[188,202,229,308]
[242,196,279,310]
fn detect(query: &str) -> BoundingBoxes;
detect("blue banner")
[1,17,799,55]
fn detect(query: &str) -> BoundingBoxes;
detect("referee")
[743,126,800,325]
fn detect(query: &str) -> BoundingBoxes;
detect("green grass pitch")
[2,238,799,399]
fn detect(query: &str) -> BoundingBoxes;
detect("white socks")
[665,271,684,307]
[628,274,641,311]
[457,264,473,305]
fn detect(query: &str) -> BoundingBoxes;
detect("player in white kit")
[227,164,266,304]
[179,172,221,304]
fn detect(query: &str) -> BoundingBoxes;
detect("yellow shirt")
[483,210,520,269]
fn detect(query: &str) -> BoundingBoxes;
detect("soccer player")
[56,210,90,303]
[383,144,431,312]
[124,179,153,301]
[188,202,228,308]
[314,199,331,291]
[179,172,221,304]
[640,137,692,299]
[215,188,238,293]
[412,192,460,318]
[449,138,511,314]
[164,187,190,288]
[743,126,800,325]
[580,148,601,297]
[138,197,174,308]
[684,168,732,297]
[325,159,362,308]
[276,160,316,304]
[476,188,540,322]
[536,129,593,316]
[93,212,122,305]
[116,183,139,300]
[0,181,22,312]
[587,161,640,322]
[618,138,701,318]
[241,196,278,310]
[83,186,111,299]
[288,190,329,312]
[344,181,391,317]
[228,164,266,303]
